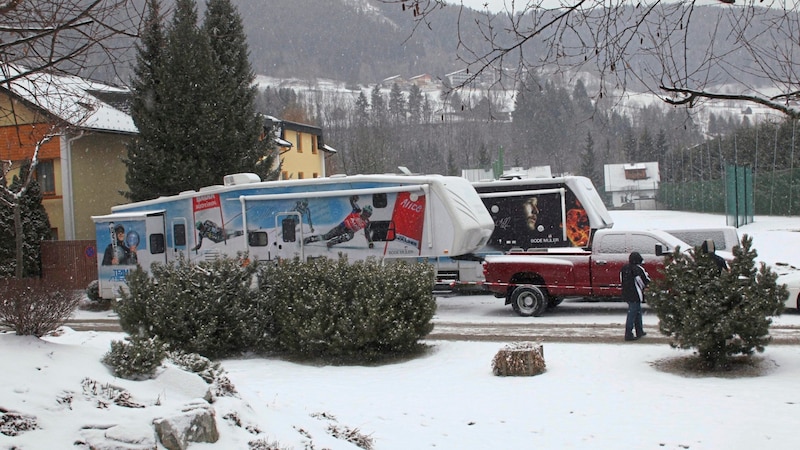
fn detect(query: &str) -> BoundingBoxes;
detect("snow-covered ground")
[2,210,800,449]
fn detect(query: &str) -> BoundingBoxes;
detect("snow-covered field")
[2,210,800,449]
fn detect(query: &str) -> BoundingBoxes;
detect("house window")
[296,132,302,153]
[624,168,647,180]
[36,160,56,195]
[298,172,304,179]
[282,170,289,180]
[313,172,319,178]
[311,135,318,154]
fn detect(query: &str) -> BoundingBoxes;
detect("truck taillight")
[482,261,488,277]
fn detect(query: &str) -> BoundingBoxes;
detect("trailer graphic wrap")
[93,173,495,299]
[96,220,144,284]
[191,194,237,251]
[386,191,426,255]
[484,189,589,251]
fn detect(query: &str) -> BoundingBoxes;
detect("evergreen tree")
[203,0,279,181]
[572,78,593,118]
[355,91,369,126]
[407,84,422,124]
[388,82,406,122]
[124,0,167,201]
[370,85,386,126]
[623,128,638,162]
[477,145,491,169]
[638,127,655,162]
[581,131,601,190]
[125,0,278,202]
[647,235,786,368]
[0,164,51,278]
[446,150,458,176]
[421,94,432,124]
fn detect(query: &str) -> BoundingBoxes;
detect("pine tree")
[370,85,386,126]
[125,0,278,202]
[124,0,168,202]
[160,0,222,192]
[580,131,601,190]
[407,84,422,124]
[647,235,786,368]
[203,0,278,181]
[388,82,406,122]
[639,127,655,162]
[0,163,51,277]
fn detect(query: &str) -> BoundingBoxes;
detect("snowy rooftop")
[1,64,137,134]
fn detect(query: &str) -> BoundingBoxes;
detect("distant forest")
[91,0,800,213]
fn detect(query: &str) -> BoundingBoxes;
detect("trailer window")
[373,193,388,208]
[173,223,187,246]
[282,217,296,242]
[369,220,395,242]
[149,234,166,254]
[249,231,268,247]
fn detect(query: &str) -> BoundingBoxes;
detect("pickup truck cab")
[482,228,691,316]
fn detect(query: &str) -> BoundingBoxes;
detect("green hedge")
[260,257,436,362]
[116,255,436,362]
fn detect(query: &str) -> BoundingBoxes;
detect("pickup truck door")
[590,232,667,297]
[590,232,628,297]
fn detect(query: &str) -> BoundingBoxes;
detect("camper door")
[92,211,167,299]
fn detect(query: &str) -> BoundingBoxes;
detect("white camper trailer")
[431,175,613,290]
[92,173,494,299]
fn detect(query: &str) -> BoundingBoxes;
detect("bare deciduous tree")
[389,0,800,119]
[1,1,143,277]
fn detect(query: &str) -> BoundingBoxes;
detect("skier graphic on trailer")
[192,220,243,251]
[303,195,374,248]
[288,199,314,232]
[102,224,138,265]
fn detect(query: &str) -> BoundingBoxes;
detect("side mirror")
[655,244,666,256]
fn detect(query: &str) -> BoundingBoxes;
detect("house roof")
[603,162,661,193]
[0,64,137,134]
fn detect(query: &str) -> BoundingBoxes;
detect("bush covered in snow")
[259,256,436,362]
[116,254,435,363]
[116,255,269,358]
[647,234,787,369]
[0,278,79,336]
[102,335,167,380]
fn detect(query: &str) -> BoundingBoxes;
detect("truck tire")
[510,286,548,317]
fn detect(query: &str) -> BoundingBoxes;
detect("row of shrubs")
[115,255,437,363]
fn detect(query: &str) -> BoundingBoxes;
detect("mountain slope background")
[94,0,781,92]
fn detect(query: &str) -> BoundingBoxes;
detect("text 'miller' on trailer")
[92,172,494,299]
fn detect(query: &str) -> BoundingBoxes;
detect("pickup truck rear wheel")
[510,286,548,317]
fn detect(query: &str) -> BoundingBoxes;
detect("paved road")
[61,317,800,345]
[427,321,800,344]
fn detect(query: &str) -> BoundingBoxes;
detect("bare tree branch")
[389,0,800,119]
[0,0,143,82]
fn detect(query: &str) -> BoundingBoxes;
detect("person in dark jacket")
[701,239,729,274]
[620,251,651,341]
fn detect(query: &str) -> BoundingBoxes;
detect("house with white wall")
[603,162,660,210]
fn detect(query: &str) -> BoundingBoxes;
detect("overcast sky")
[456,0,520,12]
[455,0,777,14]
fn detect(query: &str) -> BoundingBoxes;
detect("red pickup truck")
[481,228,695,317]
